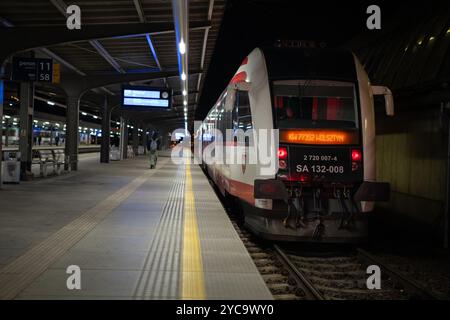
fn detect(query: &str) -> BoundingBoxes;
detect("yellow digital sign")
[280,129,358,145]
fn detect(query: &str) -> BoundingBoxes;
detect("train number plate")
[291,147,350,175]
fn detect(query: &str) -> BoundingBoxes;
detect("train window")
[273,80,358,129]
[234,91,253,130]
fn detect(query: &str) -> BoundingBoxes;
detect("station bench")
[31,149,66,177]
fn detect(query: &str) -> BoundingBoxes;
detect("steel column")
[19,82,34,178]
[65,95,80,171]
[132,123,139,155]
[100,97,111,163]
[120,117,128,160]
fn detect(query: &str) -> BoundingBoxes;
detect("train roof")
[259,47,358,82]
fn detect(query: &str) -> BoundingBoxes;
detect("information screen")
[121,85,172,110]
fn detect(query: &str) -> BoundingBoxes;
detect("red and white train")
[197,47,394,242]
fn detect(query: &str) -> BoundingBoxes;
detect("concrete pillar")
[100,97,111,163]
[120,117,128,160]
[4,117,8,147]
[19,82,34,178]
[65,95,80,171]
[132,123,139,156]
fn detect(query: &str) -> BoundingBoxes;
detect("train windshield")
[273,80,359,129]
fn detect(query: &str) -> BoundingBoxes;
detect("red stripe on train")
[230,71,247,84]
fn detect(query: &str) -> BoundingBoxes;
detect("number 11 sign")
[11,57,53,83]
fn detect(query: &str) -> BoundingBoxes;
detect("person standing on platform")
[147,132,159,169]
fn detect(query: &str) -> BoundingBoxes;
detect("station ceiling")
[0,0,226,128]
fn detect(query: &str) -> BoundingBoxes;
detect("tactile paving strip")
[0,158,170,300]
[133,165,185,299]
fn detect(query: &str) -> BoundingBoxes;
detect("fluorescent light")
[4,115,10,119]
[93,115,98,119]
[183,100,187,106]
[81,112,87,116]
[182,89,187,96]
[47,101,55,106]
[181,72,186,81]
[184,107,187,112]
[179,40,186,54]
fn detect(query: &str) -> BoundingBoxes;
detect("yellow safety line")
[181,155,206,299]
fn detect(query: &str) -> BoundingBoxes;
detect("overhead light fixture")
[179,40,186,54]
[47,101,55,106]
[183,100,187,106]
[93,115,98,119]
[81,112,87,116]
[184,107,187,112]
[181,72,187,81]
[182,89,187,96]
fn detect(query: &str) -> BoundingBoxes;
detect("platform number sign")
[11,57,53,83]
[38,60,52,82]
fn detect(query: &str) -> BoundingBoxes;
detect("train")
[196,46,394,243]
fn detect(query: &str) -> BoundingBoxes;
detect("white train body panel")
[200,47,392,242]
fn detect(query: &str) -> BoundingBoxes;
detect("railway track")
[273,245,440,300]
[205,169,440,300]
[230,217,440,300]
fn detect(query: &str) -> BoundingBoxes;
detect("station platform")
[0,152,272,300]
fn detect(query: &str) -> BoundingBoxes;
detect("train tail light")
[278,147,288,160]
[351,149,362,162]
[278,147,288,171]
[351,149,362,172]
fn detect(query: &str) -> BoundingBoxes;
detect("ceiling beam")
[49,0,126,74]
[38,47,86,76]
[132,0,146,22]
[89,40,126,74]
[197,0,214,104]
[0,21,211,65]
[49,0,68,16]
[133,0,163,72]
[172,0,189,124]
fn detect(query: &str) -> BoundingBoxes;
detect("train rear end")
[247,79,385,243]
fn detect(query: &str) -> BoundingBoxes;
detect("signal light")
[351,149,362,162]
[278,147,288,160]
[279,159,287,170]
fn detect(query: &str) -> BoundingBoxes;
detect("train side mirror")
[372,85,394,116]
